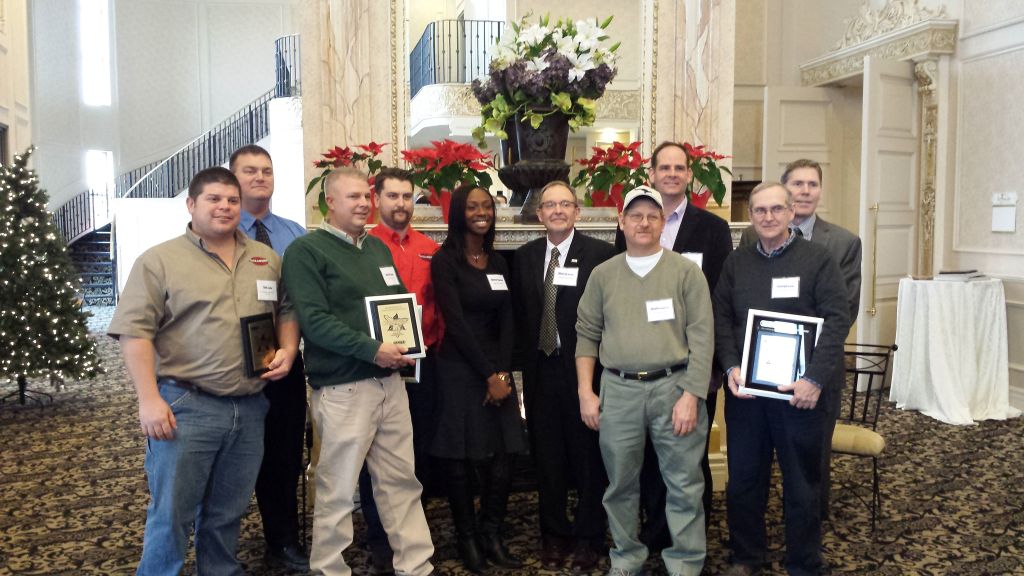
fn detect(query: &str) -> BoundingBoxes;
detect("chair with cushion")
[831,342,896,533]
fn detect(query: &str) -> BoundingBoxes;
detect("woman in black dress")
[430,184,527,573]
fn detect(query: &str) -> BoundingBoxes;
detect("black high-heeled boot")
[477,453,522,569]
[444,458,489,574]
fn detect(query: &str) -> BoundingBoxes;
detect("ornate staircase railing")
[49,34,302,243]
[410,19,503,98]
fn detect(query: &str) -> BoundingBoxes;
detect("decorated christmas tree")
[0,147,99,405]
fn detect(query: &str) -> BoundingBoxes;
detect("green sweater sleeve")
[282,236,381,365]
[677,262,714,398]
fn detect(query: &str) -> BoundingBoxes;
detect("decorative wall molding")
[832,0,947,51]
[409,85,642,135]
[915,59,938,277]
[0,0,6,35]
[800,19,957,87]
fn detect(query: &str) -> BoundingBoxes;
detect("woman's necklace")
[467,250,484,263]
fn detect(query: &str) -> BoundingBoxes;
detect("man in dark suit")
[514,180,616,572]
[616,141,734,550]
[740,158,862,521]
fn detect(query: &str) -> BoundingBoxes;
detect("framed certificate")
[738,309,823,400]
[365,293,426,359]
[241,313,278,377]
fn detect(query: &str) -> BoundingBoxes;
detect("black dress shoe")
[479,532,522,569]
[456,535,489,574]
[265,544,310,573]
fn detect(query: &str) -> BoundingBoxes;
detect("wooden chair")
[832,342,896,532]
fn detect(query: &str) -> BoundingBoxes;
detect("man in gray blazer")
[741,159,862,522]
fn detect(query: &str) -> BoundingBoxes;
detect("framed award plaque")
[240,313,277,377]
[738,309,824,401]
[365,293,426,359]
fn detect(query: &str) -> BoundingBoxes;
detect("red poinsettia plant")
[306,142,387,216]
[401,140,495,222]
[683,142,732,209]
[571,141,649,211]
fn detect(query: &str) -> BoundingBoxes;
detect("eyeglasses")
[751,205,789,218]
[539,200,578,210]
[624,213,663,224]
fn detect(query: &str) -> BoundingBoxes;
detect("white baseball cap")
[622,185,664,211]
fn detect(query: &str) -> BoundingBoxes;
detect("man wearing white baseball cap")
[575,186,715,576]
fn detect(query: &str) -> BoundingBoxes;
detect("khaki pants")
[309,373,433,576]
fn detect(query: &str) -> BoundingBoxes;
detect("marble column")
[300,0,407,224]
[915,59,939,277]
[643,0,735,210]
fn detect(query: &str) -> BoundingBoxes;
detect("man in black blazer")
[616,141,734,551]
[514,181,617,572]
[740,159,862,522]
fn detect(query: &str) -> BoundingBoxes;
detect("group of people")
[109,140,861,576]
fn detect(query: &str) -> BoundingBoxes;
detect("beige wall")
[30,0,299,207]
[0,0,32,161]
[945,0,1024,409]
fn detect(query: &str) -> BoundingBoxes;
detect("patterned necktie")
[539,246,560,355]
[254,219,273,249]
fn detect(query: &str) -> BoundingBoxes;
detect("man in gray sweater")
[576,186,714,576]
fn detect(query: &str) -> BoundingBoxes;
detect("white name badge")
[553,267,579,286]
[772,277,800,299]
[646,298,675,322]
[681,252,704,269]
[256,280,278,301]
[487,274,509,291]
[380,266,401,286]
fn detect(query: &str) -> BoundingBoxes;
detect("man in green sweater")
[281,167,434,576]
[576,186,714,576]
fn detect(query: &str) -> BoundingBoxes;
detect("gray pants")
[599,370,707,576]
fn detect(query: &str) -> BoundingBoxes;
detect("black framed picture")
[739,308,823,400]
[365,293,425,359]
[240,313,277,378]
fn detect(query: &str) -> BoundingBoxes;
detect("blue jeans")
[137,383,269,576]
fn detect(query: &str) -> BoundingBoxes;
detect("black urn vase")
[497,109,571,222]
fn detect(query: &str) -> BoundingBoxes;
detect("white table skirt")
[890,278,1021,425]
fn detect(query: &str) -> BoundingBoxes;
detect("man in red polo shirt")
[361,166,444,574]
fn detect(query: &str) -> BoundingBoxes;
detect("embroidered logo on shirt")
[250,256,269,266]
[418,254,433,260]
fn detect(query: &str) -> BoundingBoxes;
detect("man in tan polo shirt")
[109,167,299,575]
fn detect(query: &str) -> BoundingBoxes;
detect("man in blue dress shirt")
[230,145,310,573]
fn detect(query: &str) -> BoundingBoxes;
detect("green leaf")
[317,190,328,217]
[608,41,621,53]
[550,91,572,112]
[528,112,544,129]
[600,15,614,28]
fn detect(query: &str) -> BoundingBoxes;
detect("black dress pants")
[255,355,308,547]
[529,352,607,543]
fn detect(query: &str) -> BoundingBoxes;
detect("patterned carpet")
[0,307,1022,575]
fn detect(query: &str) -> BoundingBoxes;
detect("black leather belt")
[606,363,687,382]
[157,376,205,394]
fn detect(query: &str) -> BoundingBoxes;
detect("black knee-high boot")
[477,452,522,569]
[444,458,488,574]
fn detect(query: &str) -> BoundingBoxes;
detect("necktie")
[254,219,273,249]
[539,246,560,355]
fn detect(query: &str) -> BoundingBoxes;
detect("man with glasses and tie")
[230,145,310,573]
[513,181,616,572]
[577,186,714,576]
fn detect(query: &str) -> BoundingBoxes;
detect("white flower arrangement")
[471,14,620,146]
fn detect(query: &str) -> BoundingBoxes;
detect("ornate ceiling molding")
[800,18,957,86]
[832,0,948,51]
